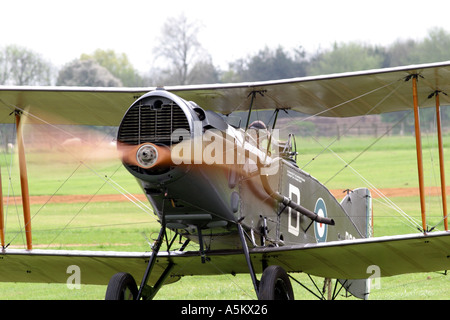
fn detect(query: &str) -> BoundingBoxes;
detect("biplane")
[0,61,449,300]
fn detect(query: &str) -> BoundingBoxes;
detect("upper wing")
[174,61,450,117]
[0,86,149,126]
[1,61,450,125]
[1,231,449,285]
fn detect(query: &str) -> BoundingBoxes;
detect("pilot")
[248,120,269,149]
[248,120,267,130]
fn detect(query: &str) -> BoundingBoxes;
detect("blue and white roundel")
[314,198,328,243]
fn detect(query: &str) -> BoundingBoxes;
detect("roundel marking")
[314,198,327,243]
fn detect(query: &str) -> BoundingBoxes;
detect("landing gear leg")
[136,225,166,300]
[237,224,260,299]
[105,224,182,300]
[238,224,295,300]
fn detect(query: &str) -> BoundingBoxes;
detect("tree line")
[1,13,450,88]
[2,15,450,134]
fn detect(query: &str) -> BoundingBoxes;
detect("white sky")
[2,0,450,73]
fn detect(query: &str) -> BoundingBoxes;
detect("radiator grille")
[118,102,190,146]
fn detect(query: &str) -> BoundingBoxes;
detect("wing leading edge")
[1,61,450,126]
[1,231,449,286]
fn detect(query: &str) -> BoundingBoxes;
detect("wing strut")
[244,90,266,131]
[411,75,427,233]
[237,223,260,299]
[430,91,449,231]
[15,111,32,250]
[0,166,4,248]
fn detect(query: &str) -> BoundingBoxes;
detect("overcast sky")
[2,0,450,73]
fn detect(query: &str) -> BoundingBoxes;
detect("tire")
[105,272,139,300]
[259,265,294,300]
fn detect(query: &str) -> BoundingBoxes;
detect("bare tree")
[153,14,205,85]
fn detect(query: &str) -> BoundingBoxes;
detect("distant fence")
[278,115,450,138]
[0,115,448,151]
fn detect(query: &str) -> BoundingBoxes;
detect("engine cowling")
[117,90,240,248]
[117,90,200,182]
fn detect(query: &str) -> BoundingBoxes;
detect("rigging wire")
[264,77,403,121]
[16,106,151,209]
[295,115,423,233]
[0,100,156,247]
[1,121,24,247]
[45,162,124,248]
[205,260,256,299]
[325,145,423,231]
[300,79,404,170]
[278,81,429,233]
[82,161,154,215]
[5,162,84,247]
[322,110,408,186]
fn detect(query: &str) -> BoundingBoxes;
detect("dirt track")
[6,186,450,205]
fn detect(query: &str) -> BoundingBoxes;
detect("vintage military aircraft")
[0,61,449,300]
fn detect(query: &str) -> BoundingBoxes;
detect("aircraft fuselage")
[117,90,369,251]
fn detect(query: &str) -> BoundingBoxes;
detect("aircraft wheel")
[259,265,294,300]
[105,272,139,300]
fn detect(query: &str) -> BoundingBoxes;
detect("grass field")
[0,133,449,300]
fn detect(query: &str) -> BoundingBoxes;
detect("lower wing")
[1,231,449,285]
